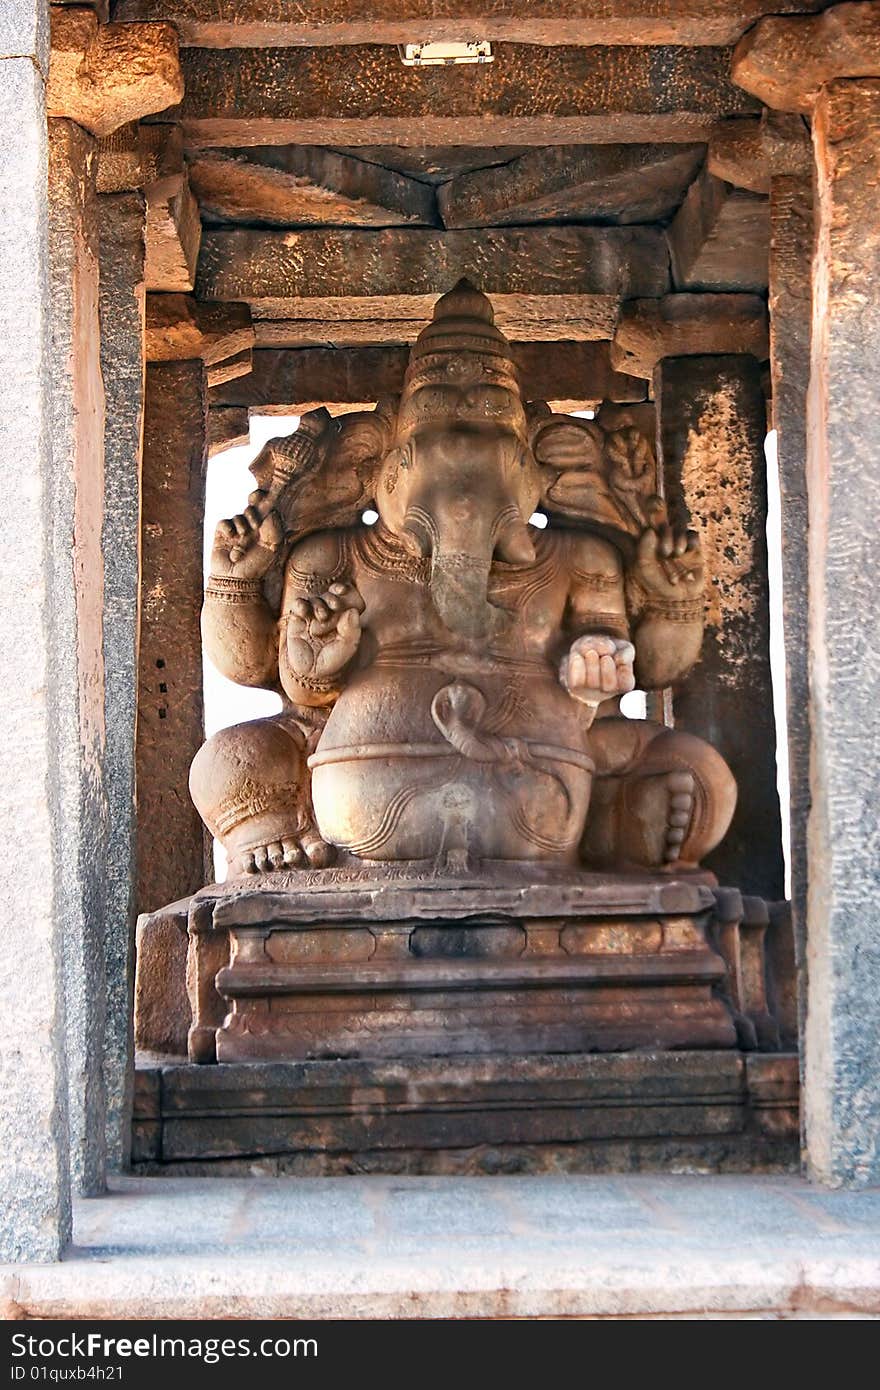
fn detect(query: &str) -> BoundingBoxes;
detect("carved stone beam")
[174,44,759,147]
[732,1,880,112]
[666,167,769,293]
[145,293,255,374]
[139,127,200,292]
[95,124,202,292]
[208,407,250,458]
[47,6,183,138]
[112,2,830,49]
[708,111,811,194]
[610,294,769,379]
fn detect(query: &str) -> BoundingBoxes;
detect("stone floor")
[3,1174,880,1319]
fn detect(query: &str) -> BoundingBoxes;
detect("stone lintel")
[708,111,811,193]
[47,7,184,138]
[206,346,253,388]
[611,294,769,378]
[732,2,880,113]
[437,143,706,230]
[145,293,254,366]
[195,225,670,312]
[208,343,646,415]
[189,147,438,229]
[175,43,759,148]
[111,1,827,49]
[667,167,769,293]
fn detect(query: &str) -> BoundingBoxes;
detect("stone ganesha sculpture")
[190,281,736,876]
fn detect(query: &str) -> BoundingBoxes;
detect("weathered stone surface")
[113,1,827,48]
[47,118,108,1199]
[206,346,253,387]
[438,144,705,229]
[733,2,880,113]
[655,355,784,899]
[208,405,250,456]
[188,876,734,1063]
[805,80,880,1187]
[137,362,209,917]
[97,189,146,1171]
[253,309,631,347]
[769,174,812,1063]
[131,1051,795,1168]
[209,342,646,414]
[0,56,72,1264]
[47,7,183,137]
[176,44,759,146]
[145,293,254,364]
[138,127,201,292]
[667,168,769,292]
[195,226,670,323]
[708,112,811,194]
[22,1171,880,1320]
[96,121,142,193]
[611,293,769,377]
[134,899,190,1057]
[189,147,437,228]
[336,145,532,184]
[0,0,49,73]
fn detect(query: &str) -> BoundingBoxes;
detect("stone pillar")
[137,361,209,916]
[769,173,813,1039]
[805,79,880,1186]
[654,354,784,900]
[98,190,145,1170]
[47,117,109,1197]
[0,27,72,1259]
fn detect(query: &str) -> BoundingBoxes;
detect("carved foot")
[662,771,697,868]
[237,829,334,876]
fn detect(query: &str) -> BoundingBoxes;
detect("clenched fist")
[560,634,636,708]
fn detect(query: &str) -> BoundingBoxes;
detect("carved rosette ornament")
[191,280,736,881]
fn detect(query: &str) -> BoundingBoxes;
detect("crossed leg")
[189,712,333,876]
[582,716,737,872]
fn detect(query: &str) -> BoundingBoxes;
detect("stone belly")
[308,664,594,862]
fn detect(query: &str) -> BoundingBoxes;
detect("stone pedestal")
[654,353,784,900]
[185,870,741,1065]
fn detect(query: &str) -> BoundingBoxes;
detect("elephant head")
[375,281,545,640]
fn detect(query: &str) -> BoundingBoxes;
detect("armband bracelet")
[206,575,264,604]
[291,671,337,694]
[641,596,704,623]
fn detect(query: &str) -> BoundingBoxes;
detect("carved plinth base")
[186,867,739,1063]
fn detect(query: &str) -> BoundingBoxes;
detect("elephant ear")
[531,407,658,542]
[250,397,397,547]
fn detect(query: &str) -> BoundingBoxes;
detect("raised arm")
[202,502,283,690]
[627,502,705,689]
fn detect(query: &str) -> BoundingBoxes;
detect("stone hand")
[286,582,366,680]
[632,497,704,602]
[211,492,284,581]
[560,634,636,708]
